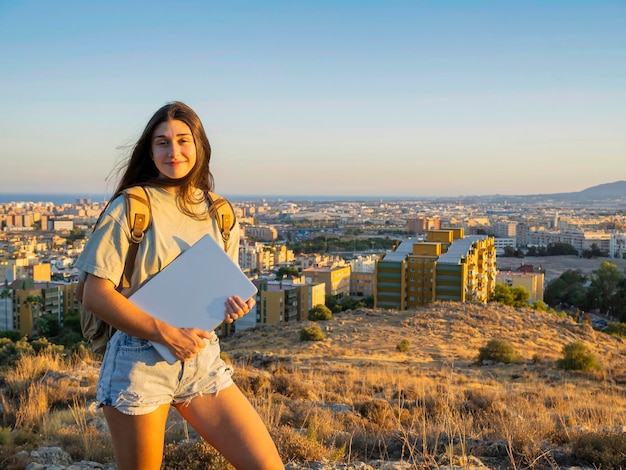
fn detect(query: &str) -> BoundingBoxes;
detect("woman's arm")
[82,274,215,361]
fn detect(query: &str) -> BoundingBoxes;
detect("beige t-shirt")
[76,186,240,297]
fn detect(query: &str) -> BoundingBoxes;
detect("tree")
[587,261,624,316]
[526,246,540,257]
[544,270,588,310]
[582,243,607,259]
[490,284,515,306]
[23,295,44,336]
[340,296,362,311]
[325,294,340,313]
[502,246,516,257]
[490,284,529,307]
[308,304,332,321]
[275,266,299,280]
[510,286,530,307]
[37,314,60,337]
[546,242,578,256]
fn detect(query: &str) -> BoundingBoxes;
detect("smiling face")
[151,119,197,185]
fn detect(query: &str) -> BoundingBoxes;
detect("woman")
[76,101,283,470]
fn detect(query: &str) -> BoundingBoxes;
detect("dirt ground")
[496,255,626,280]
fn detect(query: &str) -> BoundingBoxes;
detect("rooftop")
[438,235,488,265]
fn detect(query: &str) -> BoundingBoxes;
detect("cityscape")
[1,181,625,339]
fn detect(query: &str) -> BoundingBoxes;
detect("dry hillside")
[4,302,626,469]
[222,301,626,376]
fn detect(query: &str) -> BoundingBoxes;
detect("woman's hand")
[162,326,216,362]
[224,295,256,324]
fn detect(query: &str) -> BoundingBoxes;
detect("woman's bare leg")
[174,384,283,470]
[103,404,170,470]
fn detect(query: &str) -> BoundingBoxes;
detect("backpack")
[76,186,236,355]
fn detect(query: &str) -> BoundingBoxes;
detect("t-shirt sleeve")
[75,196,131,286]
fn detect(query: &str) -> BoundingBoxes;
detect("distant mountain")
[546,180,626,202]
[452,181,626,204]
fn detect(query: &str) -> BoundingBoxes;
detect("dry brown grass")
[222,302,626,468]
[1,302,626,469]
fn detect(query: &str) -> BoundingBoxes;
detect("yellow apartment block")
[258,290,286,324]
[496,271,545,303]
[297,282,326,321]
[257,280,326,325]
[10,279,79,336]
[349,271,375,299]
[406,242,441,308]
[302,265,351,299]
[375,229,496,310]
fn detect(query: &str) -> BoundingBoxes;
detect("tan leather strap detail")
[207,192,236,251]
[124,187,151,243]
[119,186,151,289]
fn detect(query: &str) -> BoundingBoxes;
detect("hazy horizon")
[1,1,624,198]
[0,179,622,205]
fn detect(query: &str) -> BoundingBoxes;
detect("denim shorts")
[97,331,234,415]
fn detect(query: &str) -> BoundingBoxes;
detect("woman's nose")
[167,142,179,157]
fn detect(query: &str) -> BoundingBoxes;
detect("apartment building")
[242,225,278,241]
[496,270,545,303]
[491,222,517,238]
[302,265,351,299]
[348,254,377,299]
[9,278,78,336]
[610,233,626,259]
[374,229,496,309]
[493,237,516,254]
[256,278,325,325]
[406,216,441,234]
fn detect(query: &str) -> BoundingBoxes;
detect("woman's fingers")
[224,296,252,323]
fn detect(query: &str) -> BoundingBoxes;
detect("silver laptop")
[129,234,257,363]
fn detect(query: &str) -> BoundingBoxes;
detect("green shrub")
[557,342,602,371]
[605,322,626,337]
[300,325,325,342]
[308,304,332,321]
[477,339,522,364]
[396,339,410,352]
[572,432,626,468]
[531,301,547,311]
[0,331,22,342]
[0,426,11,445]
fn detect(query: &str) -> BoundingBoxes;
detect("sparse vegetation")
[606,322,626,337]
[490,283,530,307]
[557,342,602,371]
[2,302,626,469]
[476,338,522,364]
[300,325,325,341]
[572,432,626,469]
[396,339,410,352]
[307,304,332,321]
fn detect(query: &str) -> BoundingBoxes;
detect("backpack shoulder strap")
[123,186,152,243]
[207,192,236,251]
[119,186,151,290]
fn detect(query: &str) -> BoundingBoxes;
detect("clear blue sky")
[1,0,624,198]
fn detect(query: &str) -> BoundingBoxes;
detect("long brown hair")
[112,101,214,218]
